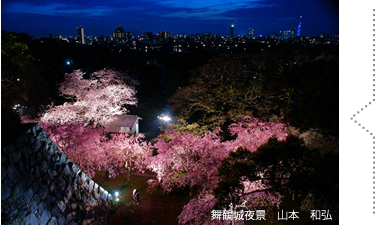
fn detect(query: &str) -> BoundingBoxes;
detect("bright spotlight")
[158,114,171,122]
[66,61,71,65]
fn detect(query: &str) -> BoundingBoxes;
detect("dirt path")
[93,171,192,225]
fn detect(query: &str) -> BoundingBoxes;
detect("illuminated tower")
[77,25,85,44]
[230,24,234,37]
[297,16,302,37]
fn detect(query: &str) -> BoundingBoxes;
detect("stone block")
[71,203,78,210]
[48,169,58,180]
[18,205,29,218]
[37,152,44,163]
[88,197,98,207]
[60,153,67,164]
[29,201,38,214]
[50,181,56,193]
[40,161,48,174]
[42,174,51,186]
[1,185,12,200]
[51,205,60,217]
[7,164,21,183]
[32,140,42,153]
[58,214,68,225]
[32,124,41,137]
[38,202,48,214]
[40,209,51,225]
[3,143,16,154]
[47,216,57,225]
[33,192,40,203]
[22,171,34,188]
[18,161,25,172]
[32,180,40,193]
[41,143,49,158]
[58,177,67,190]
[13,182,25,199]
[71,164,79,174]
[10,151,22,164]
[30,156,37,167]
[64,164,71,176]
[66,212,76,222]
[46,195,56,204]
[3,176,14,188]
[39,185,49,200]
[1,164,6,180]
[23,187,34,203]
[57,200,66,213]
[25,213,38,225]
[66,186,73,199]
[99,188,108,201]
[34,165,41,179]
[89,180,94,193]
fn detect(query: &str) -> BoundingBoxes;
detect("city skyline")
[2,0,338,38]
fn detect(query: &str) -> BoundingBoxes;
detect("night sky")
[2,0,339,38]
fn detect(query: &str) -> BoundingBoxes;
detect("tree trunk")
[125,161,131,183]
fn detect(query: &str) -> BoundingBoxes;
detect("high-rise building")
[159,31,168,41]
[77,25,85,44]
[145,32,153,40]
[247,28,254,38]
[125,32,132,42]
[297,16,302,37]
[113,25,125,38]
[230,24,234,37]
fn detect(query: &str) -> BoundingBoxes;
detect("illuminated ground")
[93,171,194,225]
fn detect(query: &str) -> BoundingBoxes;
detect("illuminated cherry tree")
[101,131,151,179]
[225,116,290,152]
[40,122,150,178]
[149,129,228,192]
[21,69,148,178]
[148,116,291,224]
[41,122,105,177]
[41,69,137,127]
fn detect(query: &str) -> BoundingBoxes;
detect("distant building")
[77,25,85,44]
[113,25,125,38]
[280,28,297,39]
[145,32,153,40]
[46,33,53,39]
[247,28,254,38]
[159,31,168,41]
[107,115,142,135]
[230,24,234,37]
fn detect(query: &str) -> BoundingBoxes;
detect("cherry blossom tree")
[21,69,149,178]
[41,122,105,177]
[148,129,228,192]
[225,116,290,152]
[148,116,292,224]
[41,69,137,127]
[101,131,151,180]
[40,122,150,178]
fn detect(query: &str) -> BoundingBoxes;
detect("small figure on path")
[133,189,140,205]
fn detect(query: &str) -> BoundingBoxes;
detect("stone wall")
[1,124,112,225]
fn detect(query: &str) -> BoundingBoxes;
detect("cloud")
[154,0,274,20]
[2,0,274,21]
[3,2,114,17]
